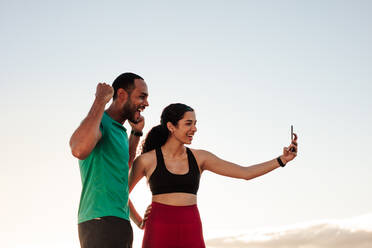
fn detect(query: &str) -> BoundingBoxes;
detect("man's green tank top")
[78,112,130,224]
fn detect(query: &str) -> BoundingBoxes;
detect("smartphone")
[290,125,295,152]
[291,125,294,140]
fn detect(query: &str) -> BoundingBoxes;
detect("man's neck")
[105,104,126,125]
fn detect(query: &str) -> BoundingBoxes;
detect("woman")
[129,103,298,248]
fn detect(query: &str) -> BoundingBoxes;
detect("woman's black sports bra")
[149,147,200,195]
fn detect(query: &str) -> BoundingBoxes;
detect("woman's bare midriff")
[152,192,197,206]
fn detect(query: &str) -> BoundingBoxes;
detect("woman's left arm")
[200,134,298,180]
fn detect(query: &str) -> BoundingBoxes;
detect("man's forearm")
[128,133,141,168]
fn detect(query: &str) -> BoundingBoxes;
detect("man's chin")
[130,114,142,124]
[128,111,141,123]
[129,118,140,124]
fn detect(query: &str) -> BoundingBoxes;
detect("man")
[69,72,149,248]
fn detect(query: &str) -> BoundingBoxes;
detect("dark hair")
[141,103,194,153]
[112,72,143,100]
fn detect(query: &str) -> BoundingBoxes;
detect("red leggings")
[142,202,205,248]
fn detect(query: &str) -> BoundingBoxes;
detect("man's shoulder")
[100,112,111,127]
[97,112,110,136]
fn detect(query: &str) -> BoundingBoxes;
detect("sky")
[1,0,372,247]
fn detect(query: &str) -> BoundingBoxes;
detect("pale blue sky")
[1,1,371,247]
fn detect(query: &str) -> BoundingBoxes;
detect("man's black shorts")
[78,216,133,248]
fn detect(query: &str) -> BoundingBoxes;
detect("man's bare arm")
[69,83,113,160]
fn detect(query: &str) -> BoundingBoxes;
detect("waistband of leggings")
[151,201,197,209]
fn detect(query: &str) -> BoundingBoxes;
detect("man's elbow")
[71,149,88,160]
[70,143,90,160]
[128,157,135,169]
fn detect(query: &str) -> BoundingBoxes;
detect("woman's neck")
[162,138,186,158]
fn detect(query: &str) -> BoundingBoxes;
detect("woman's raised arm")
[200,134,298,180]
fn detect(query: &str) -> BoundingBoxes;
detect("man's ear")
[116,88,128,103]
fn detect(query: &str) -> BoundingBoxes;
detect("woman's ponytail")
[141,124,169,153]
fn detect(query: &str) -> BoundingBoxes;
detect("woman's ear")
[166,122,175,134]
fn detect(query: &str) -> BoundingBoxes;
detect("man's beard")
[122,100,140,123]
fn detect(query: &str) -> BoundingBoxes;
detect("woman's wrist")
[280,155,288,164]
[139,220,144,229]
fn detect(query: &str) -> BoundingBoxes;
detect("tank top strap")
[155,147,167,173]
[186,147,200,174]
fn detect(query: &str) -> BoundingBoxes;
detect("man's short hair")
[112,72,143,99]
